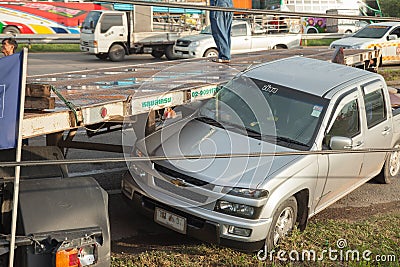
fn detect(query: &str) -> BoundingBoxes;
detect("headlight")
[221,187,269,199]
[214,200,260,219]
[189,41,200,47]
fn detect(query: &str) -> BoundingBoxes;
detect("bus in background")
[0,1,110,34]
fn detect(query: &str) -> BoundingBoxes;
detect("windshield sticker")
[311,105,323,117]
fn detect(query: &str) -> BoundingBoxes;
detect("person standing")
[1,37,18,57]
[210,0,233,63]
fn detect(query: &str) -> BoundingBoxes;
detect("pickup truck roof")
[365,21,400,27]
[244,56,379,98]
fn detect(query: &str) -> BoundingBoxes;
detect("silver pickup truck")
[173,20,301,58]
[122,56,400,252]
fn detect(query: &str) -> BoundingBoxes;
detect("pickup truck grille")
[175,40,191,47]
[154,163,209,187]
[154,177,208,203]
[153,163,213,203]
[81,41,90,46]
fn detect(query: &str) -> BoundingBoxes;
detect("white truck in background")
[330,22,400,65]
[80,6,197,61]
[173,20,302,59]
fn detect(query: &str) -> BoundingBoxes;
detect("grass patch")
[16,44,80,53]
[379,69,400,83]
[111,212,400,267]
[302,38,338,46]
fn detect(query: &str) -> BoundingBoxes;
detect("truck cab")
[80,10,128,61]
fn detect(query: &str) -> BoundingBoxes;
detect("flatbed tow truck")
[0,47,380,266]
[24,47,381,143]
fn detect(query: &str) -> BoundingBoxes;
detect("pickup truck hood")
[330,37,378,48]
[144,119,302,189]
[178,33,213,42]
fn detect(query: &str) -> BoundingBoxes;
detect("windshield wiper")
[196,117,221,126]
[244,128,277,142]
[275,136,308,147]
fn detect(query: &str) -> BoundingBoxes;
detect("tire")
[151,50,164,59]
[203,48,218,58]
[95,53,109,60]
[108,44,125,62]
[306,28,318,34]
[3,26,20,34]
[265,197,297,251]
[272,45,286,49]
[376,143,400,184]
[165,45,178,60]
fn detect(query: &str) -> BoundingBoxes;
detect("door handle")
[382,126,391,136]
[119,34,124,36]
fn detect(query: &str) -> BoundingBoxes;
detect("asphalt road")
[26,52,400,245]
[27,52,167,76]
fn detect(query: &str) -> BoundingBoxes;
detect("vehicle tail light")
[56,248,79,267]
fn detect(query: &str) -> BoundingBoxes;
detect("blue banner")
[0,51,23,149]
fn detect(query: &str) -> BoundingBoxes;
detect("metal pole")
[9,47,28,267]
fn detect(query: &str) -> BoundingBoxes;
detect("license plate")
[154,207,187,234]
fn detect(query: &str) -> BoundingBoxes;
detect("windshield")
[200,25,212,34]
[353,25,390,38]
[82,11,101,30]
[198,76,328,150]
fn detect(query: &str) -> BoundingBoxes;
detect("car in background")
[338,20,369,34]
[173,20,301,59]
[330,22,400,65]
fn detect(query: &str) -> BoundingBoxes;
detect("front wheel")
[265,197,297,251]
[151,50,164,59]
[108,44,125,62]
[203,48,218,58]
[165,45,178,60]
[376,143,400,184]
[3,26,20,34]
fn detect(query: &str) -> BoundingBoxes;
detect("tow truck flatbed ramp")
[24,48,381,139]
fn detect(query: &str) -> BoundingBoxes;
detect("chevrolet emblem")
[170,178,187,187]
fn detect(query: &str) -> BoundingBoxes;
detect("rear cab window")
[362,82,387,129]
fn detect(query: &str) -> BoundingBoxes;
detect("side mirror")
[329,136,352,150]
[387,34,397,41]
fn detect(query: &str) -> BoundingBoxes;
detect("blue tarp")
[0,51,23,149]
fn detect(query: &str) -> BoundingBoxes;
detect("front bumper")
[174,46,199,58]
[121,172,271,252]
[80,45,98,54]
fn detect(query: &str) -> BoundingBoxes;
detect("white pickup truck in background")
[173,20,302,58]
[330,22,400,65]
